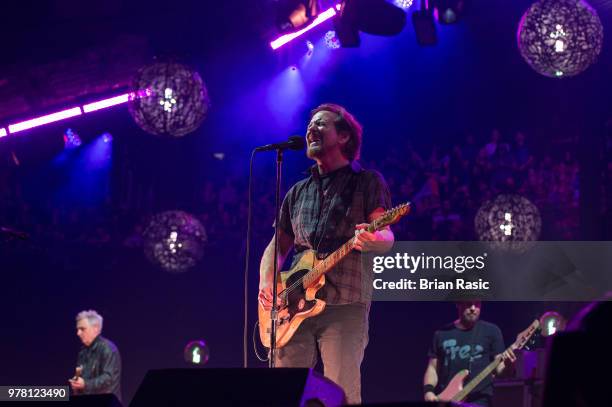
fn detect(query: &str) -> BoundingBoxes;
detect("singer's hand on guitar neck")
[353,223,394,253]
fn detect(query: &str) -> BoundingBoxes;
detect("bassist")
[258,103,394,404]
[423,301,516,406]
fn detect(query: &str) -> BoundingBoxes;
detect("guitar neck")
[452,347,509,402]
[302,238,357,287]
[302,222,382,287]
[297,203,412,290]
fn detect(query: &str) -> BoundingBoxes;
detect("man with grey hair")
[69,310,122,401]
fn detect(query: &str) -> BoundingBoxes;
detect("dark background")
[0,0,611,403]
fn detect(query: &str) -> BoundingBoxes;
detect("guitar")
[437,319,540,402]
[70,366,83,394]
[258,202,411,348]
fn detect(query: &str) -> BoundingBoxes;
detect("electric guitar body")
[258,250,326,348]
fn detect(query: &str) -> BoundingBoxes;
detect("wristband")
[423,384,435,394]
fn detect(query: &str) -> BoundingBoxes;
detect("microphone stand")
[269,148,283,367]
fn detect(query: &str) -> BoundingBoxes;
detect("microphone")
[254,136,305,152]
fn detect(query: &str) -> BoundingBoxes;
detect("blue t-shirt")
[428,320,505,397]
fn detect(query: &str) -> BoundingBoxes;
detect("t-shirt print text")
[442,339,484,366]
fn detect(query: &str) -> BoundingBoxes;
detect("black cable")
[243,149,256,368]
[253,320,269,362]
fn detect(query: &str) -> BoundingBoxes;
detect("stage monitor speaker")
[129,368,346,407]
[359,402,454,406]
[0,394,122,407]
[69,394,123,407]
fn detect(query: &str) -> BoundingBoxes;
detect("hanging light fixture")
[517,0,603,78]
[128,60,210,137]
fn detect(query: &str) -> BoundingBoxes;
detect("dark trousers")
[276,302,370,404]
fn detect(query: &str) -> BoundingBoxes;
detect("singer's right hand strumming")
[258,230,294,310]
[258,285,274,311]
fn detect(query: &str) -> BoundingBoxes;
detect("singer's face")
[306,110,342,159]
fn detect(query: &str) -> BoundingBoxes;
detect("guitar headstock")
[512,319,540,351]
[371,202,411,231]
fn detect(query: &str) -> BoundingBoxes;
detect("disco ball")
[183,340,210,365]
[128,60,211,137]
[475,194,541,251]
[143,210,207,272]
[517,0,603,78]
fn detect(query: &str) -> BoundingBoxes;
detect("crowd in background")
[1,126,610,252]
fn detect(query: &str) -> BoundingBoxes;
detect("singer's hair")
[311,103,362,161]
[76,310,103,331]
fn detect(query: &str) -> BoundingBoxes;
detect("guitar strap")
[312,168,361,257]
[466,321,481,376]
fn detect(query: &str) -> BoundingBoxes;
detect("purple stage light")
[82,93,130,113]
[0,91,154,140]
[270,5,339,50]
[394,0,414,9]
[324,30,341,49]
[306,40,314,56]
[102,133,113,143]
[63,128,82,149]
[8,107,82,134]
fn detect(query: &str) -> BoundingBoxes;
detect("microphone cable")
[243,149,256,368]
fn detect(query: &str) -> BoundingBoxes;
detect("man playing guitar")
[258,103,394,404]
[423,301,517,406]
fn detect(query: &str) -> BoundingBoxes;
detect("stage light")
[394,0,414,9]
[306,40,315,56]
[276,0,322,32]
[0,91,153,139]
[324,30,341,48]
[8,107,82,134]
[82,94,130,113]
[102,133,113,143]
[143,210,207,273]
[517,0,603,78]
[271,6,339,50]
[183,340,210,365]
[334,0,407,47]
[433,0,465,24]
[540,311,566,337]
[63,128,82,149]
[128,61,210,137]
[475,194,541,252]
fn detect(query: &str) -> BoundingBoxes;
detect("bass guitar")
[258,202,411,348]
[437,319,540,402]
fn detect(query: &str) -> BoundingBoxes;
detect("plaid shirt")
[278,161,392,304]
